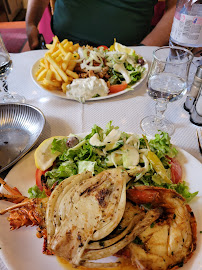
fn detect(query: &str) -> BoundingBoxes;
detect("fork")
[196,129,202,155]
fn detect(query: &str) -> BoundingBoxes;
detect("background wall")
[22,0,27,8]
[0,0,27,21]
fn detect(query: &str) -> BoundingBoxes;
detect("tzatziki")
[66,77,109,102]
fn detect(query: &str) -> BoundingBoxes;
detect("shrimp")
[125,186,197,270]
[0,193,52,254]
[0,175,51,253]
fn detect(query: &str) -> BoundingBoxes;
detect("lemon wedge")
[114,42,135,55]
[34,136,67,171]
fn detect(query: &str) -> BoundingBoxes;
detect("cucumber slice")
[122,145,139,169]
[106,152,123,167]
[89,133,106,148]
[106,140,124,153]
[103,129,121,144]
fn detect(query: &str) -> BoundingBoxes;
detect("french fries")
[35,36,80,92]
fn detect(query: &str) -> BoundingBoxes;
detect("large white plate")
[0,148,202,270]
[31,58,148,101]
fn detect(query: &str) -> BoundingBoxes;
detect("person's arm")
[141,0,177,46]
[26,0,49,49]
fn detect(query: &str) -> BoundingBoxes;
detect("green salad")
[28,121,198,202]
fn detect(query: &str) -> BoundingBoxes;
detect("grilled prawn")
[0,177,50,253]
[125,186,197,270]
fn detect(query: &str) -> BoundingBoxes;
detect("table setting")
[0,38,202,270]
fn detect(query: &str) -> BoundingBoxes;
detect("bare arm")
[141,0,177,46]
[26,0,49,49]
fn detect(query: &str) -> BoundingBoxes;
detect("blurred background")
[0,0,166,54]
[0,0,29,53]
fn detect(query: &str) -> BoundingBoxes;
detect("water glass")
[140,46,193,136]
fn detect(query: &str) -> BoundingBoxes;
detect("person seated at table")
[26,0,177,50]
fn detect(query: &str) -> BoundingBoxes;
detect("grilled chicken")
[46,168,130,266]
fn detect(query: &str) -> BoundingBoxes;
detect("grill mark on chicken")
[79,180,103,196]
[95,188,112,207]
[79,174,113,197]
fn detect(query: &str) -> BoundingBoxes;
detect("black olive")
[137,58,145,66]
[66,136,79,148]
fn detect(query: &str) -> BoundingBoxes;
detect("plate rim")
[0,103,46,173]
[31,57,149,102]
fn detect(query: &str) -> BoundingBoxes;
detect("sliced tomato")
[167,157,182,184]
[109,82,128,93]
[97,45,109,50]
[35,168,46,191]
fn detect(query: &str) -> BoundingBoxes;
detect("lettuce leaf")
[51,138,68,154]
[45,160,78,188]
[28,185,47,198]
[149,132,178,160]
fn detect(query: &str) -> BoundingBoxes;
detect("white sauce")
[66,77,109,102]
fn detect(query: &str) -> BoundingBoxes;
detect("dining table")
[0,46,201,270]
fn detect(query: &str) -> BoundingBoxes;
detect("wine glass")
[140,46,193,136]
[0,34,25,103]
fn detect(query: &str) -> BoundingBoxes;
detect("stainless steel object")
[184,65,202,112]
[190,84,202,126]
[0,103,45,173]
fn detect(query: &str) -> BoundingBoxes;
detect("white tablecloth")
[0,46,201,270]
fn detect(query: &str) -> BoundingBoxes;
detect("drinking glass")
[0,34,25,103]
[140,46,193,136]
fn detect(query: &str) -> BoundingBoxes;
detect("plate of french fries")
[32,36,80,98]
[31,36,148,101]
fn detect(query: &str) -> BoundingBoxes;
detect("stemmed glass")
[0,34,25,103]
[140,46,193,136]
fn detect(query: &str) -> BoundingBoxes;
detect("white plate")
[31,58,148,101]
[0,148,202,270]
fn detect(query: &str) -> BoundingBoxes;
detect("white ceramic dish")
[31,59,148,102]
[0,147,201,270]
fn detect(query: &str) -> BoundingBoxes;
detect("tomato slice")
[97,45,109,50]
[168,157,182,184]
[109,82,128,93]
[35,168,46,191]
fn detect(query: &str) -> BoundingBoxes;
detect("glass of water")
[0,34,25,103]
[140,46,193,136]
